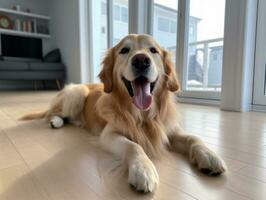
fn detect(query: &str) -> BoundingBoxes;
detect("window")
[170,21,176,33]
[189,26,193,35]
[121,7,128,23]
[99,0,108,52]
[91,0,108,81]
[158,17,176,33]
[101,2,107,15]
[88,0,255,109]
[113,0,129,45]
[91,0,129,81]
[113,38,120,44]
[158,17,170,32]
[153,0,178,61]
[114,5,120,20]
[113,4,128,23]
[185,0,226,92]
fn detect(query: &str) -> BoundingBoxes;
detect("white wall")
[221,0,257,112]
[49,0,82,83]
[0,0,49,15]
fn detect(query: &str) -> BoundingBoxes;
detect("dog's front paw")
[128,156,159,193]
[190,144,227,175]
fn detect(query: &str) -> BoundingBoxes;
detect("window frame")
[88,0,129,82]
[149,0,222,100]
[176,0,222,100]
[86,0,258,111]
[253,0,266,106]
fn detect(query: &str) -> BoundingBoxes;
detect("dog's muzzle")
[122,76,157,111]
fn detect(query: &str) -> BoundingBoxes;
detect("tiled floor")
[0,91,266,200]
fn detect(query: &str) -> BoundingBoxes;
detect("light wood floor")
[0,91,266,200]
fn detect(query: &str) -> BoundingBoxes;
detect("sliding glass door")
[91,0,129,82]
[177,0,226,100]
[153,0,178,63]
[253,0,266,106]
[91,0,226,102]
[113,0,129,45]
[151,0,226,100]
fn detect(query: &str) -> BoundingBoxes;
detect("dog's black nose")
[132,54,151,71]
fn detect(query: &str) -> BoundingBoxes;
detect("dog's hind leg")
[49,116,65,129]
[20,84,89,129]
[46,84,89,129]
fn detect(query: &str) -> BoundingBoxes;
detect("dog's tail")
[19,110,48,120]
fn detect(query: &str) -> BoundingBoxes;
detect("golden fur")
[22,34,180,155]
[21,34,226,192]
[96,34,180,155]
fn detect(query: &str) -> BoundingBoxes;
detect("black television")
[1,34,42,59]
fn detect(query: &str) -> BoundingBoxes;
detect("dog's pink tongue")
[132,81,152,111]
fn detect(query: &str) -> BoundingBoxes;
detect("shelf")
[0,8,50,20]
[0,28,50,39]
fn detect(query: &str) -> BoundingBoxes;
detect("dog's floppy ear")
[163,50,180,92]
[98,48,115,93]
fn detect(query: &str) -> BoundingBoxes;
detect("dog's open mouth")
[122,76,156,111]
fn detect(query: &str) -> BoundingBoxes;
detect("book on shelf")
[27,20,32,32]
[22,21,26,32]
[20,20,36,33]
[0,14,49,35]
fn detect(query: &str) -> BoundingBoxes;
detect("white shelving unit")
[0,28,50,38]
[0,7,50,39]
[0,8,50,20]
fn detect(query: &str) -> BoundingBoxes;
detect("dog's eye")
[119,47,130,54]
[150,47,158,54]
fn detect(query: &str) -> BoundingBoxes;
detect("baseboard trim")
[177,95,266,112]
[252,105,266,112]
[177,96,220,107]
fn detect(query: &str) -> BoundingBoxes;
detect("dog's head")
[99,34,179,111]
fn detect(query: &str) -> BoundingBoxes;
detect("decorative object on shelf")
[15,5,21,11]
[0,14,13,29]
[27,20,32,32]
[22,20,26,32]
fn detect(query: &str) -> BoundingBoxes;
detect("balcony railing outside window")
[187,38,223,91]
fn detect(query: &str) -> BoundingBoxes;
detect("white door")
[253,0,266,105]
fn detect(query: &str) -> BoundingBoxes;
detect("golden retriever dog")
[21,34,226,193]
